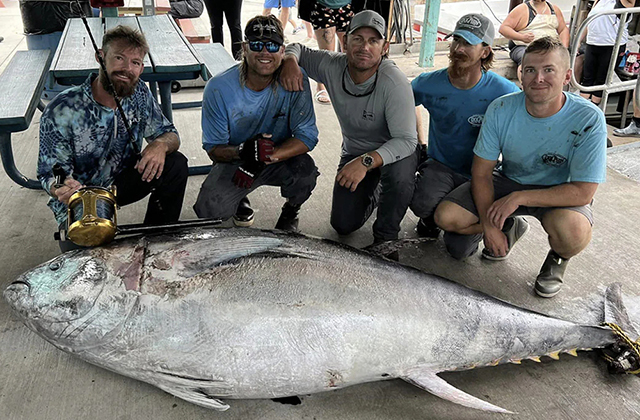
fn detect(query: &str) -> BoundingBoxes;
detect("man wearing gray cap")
[280,10,418,258]
[410,13,520,259]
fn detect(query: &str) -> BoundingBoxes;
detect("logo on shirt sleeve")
[467,114,484,127]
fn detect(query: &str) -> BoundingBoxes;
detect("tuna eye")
[49,261,62,271]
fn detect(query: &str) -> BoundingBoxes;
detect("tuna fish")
[3,228,638,413]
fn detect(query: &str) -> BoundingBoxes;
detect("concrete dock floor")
[2,1,640,419]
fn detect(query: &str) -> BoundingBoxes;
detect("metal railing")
[570,5,640,112]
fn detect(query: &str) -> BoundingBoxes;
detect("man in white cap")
[410,13,520,259]
[280,10,417,258]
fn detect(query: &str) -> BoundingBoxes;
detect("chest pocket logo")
[467,114,484,127]
[542,153,567,167]
[362,110,375,121]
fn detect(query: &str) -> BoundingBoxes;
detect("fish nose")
[6,280,30,295]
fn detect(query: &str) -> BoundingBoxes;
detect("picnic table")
[50,14,205,123]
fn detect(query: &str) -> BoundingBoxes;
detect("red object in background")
[90,0,124,8]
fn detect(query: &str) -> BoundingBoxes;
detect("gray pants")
[193,154,319,220]
[330,151,418,241]
[410,158,479,260]
[441,171,595,260]
[411,158,470,218]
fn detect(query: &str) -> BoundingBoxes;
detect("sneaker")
[416,216,440,239]
[613,120,640,137]
[535,250,569,298]
[275,202,301,232]
[292,24,304,35]
[481,216,529,261]
[233,197,254,227]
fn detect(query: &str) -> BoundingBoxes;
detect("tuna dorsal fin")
[401,368,513,414]
[362,238,433,257]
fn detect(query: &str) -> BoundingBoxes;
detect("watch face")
[362,154,374,167]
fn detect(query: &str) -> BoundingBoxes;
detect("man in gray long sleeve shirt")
[281,10,418,251]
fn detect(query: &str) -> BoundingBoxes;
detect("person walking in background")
[305,0,354,105]
[263,0,297,42]
[202,0,243,60]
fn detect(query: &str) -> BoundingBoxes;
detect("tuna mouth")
[7,280,30,294]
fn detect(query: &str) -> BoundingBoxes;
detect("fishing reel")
[603,342,640,375]
[51,164,119,247]
[67,185,119,247]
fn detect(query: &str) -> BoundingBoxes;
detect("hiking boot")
[416,216,440,239]
[482,216,529,261]
[275,202,301,232]
[233,197,254,227]
[613,120,640,137]
[535,250,569,298]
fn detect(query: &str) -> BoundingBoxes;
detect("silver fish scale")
[3,228,619,412]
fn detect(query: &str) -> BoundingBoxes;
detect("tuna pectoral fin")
[401,369,513,414]
[155,383,230,411]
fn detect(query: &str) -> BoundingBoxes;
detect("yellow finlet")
[564,348,578,357]
[547,351,560,360]
[489,359,501,366]
[528,356,541,363]
[509,359,522,365]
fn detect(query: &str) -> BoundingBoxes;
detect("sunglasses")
[248,41,282,53]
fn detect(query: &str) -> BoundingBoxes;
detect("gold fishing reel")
[67,186,118,247]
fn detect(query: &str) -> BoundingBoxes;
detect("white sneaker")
[613,120,640,137]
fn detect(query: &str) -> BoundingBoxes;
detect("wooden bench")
[177,18,211,44]
[0,49,52,189]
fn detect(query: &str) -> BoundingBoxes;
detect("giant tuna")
[3,228,638,413]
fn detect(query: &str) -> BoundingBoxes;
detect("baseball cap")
[348,10,386,38]
[245,18,284,45]
[447,13,495,45]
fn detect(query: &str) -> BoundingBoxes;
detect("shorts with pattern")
[309,2,353,31]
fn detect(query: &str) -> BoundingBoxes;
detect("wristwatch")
[361,153,374,169]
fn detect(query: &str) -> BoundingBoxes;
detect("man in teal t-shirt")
[410,14,520,250]
[434,37,607,298]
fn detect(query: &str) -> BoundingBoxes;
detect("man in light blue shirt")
[410,14,520,247]
[435,37,607,298]
[194,15,319,232]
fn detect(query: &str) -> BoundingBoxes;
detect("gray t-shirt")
[286,43,417,165]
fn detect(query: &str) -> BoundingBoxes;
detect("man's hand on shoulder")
[52,178,83,206]
[280,55,304,92]
[136,140,170,182]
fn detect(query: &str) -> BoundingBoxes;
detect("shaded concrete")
[2,1,640,419]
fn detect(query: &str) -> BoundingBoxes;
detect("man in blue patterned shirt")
[38,26,188,251]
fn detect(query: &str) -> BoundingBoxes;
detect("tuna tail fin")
[605,283,640,342]
[401,368,513,414]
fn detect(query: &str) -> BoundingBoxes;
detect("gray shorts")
[509,45,526,66]
[443,171,594,225]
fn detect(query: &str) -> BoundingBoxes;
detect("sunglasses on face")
[248,41,282,53]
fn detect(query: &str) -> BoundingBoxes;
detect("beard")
[447,51,473,79]
[99,69,138,98]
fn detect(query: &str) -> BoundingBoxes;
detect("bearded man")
[37,25,188,252]
[410,14,520,258]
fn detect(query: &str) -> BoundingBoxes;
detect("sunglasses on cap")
[248,41,282,53]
